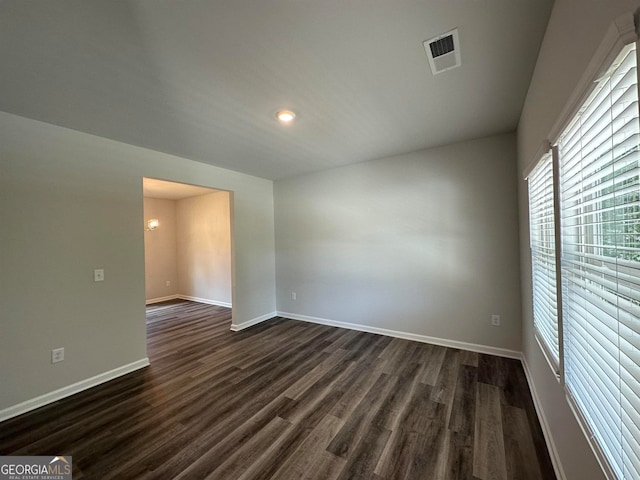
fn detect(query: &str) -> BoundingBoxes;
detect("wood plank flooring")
[0,300,556,480]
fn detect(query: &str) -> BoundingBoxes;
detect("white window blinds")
[558,43,640,480]
[528,153,560,366]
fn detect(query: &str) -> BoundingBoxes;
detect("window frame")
[527,149,562,374]
[525,13,639,480]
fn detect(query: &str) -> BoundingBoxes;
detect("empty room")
[1,1,639,479]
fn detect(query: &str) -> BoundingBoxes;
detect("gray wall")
[143,192,232,305]
[517,1,639,479]
[275,133,522,351]
[177,191,232,305]
[143,197,179,301]
[0,111,275,411]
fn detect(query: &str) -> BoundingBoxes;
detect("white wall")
[143,192,232,305]
[143,197,179,301]
[517,1,639,479]
[177,191,232,305]
[275,133,522,352]
[0,111,275,412]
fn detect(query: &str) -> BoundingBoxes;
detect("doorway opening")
[142,177,234,325]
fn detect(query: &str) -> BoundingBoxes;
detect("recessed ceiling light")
[276,110,296,123]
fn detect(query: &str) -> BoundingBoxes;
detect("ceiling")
[143,178,221,200]
[0,0,553,180]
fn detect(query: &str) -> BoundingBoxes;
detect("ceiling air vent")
[423,28,461,75]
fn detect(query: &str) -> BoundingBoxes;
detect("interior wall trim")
[276,311,522,359]
[145,294,180,304]
[521,355,567,480]
[145,295,232,308]
[177,295,232,308]
[0,358,150,423]
[230,311,277,332]
[547,12,637,145]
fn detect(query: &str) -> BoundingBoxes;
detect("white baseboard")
[275,312,561,474]
[276,311,522,359]
[0,358,150,423]
[145,294,232,308]
[146,294,180,304]
[230,311,277,331]
[177,295,232,308]
[521,355,567,480]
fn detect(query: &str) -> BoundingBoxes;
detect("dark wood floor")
[0,300,556,480]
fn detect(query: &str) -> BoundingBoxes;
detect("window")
[557,43,640,480]
[528,152,560,366]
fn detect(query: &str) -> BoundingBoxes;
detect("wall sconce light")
[146,219,159,231]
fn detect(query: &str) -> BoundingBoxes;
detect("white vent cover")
[423,29,461,75]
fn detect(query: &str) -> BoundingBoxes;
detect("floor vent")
[424,28,461,75]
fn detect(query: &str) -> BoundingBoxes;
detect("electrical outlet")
[491,314,501,327]
[93,269,104,282]
[166,280,171,287]
[52,348,65,364]
[291,292,297,300]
